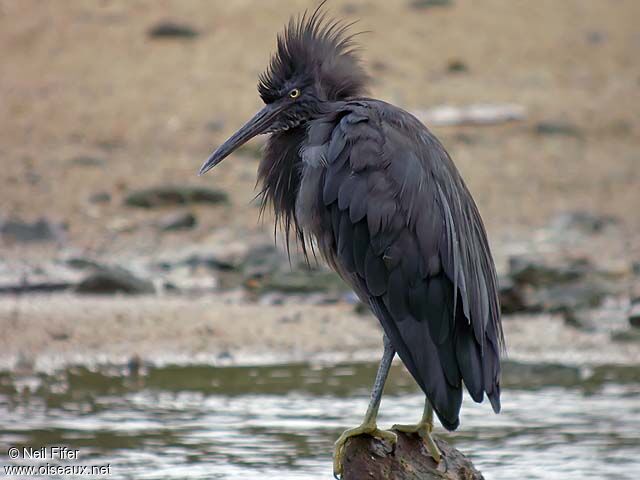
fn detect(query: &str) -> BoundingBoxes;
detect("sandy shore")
[2,293,638,373]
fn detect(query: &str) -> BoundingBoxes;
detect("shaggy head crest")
[258,5,368,104]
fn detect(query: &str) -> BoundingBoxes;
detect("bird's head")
[199,4,368,175]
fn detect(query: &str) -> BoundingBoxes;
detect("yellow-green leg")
[333,336,397,479]
[392,398,442,462]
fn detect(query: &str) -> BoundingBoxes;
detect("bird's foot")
[392,421,441,463]
[333,422,397,478]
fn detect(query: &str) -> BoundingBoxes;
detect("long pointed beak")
[198,103,281,176]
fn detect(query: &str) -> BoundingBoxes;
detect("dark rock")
[148,21,199,39]
[531,278,612,313]
[64,257,102,270]
[549,210,618,234]
[534,121,582,137]
[124,185,228,208]
[75,266,155,295]
[88,191,111,204]
[0,281,74,294]
[509,255,593,287]
[343,433,481,480]
[69,155,106,167]
[447,59,468,73]
[409,0,452,9]
[0,218,64,244]
[127,355,142,376]
[498,275,530,314]
[248,269,347,294]
[157,211,197,231]
[611,329,640,343]
[502,255,617,314]
[629,298,640,329]
[49,329,71,341]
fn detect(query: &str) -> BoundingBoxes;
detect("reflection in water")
[1,362,639,479]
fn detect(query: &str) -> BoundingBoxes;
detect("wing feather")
[310,100,503,429]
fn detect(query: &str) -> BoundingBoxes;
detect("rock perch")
[341,431,483,480]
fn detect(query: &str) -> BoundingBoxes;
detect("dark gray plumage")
[199,4,504,472]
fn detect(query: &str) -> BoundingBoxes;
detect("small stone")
[498,275,530,314]
[157,211,197,231]
[409,0,452,9]
[148,21,199,39]
[0,217,64,244]
[447,59,468,73]
[534,121,582,137]
[629,298,640,329]
[611,329,640,343]
[509,255,592,287]
[69,155,106,167]
[75,266,155,295]
[127,355,142,376]
[49,329,71,341]
[549,210,618,234]
[89,191,111,204]
[124,185,228,208]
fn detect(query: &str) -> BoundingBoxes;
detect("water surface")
[1,361,639,479]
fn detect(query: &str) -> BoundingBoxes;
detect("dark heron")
[199,5,504,477]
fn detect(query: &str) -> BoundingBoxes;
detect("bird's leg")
[333,335,397,478]
[392,398,442,462]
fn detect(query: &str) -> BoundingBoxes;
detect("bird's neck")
[257,126,307,247]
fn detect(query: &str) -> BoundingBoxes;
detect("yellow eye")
[288,88,301,99]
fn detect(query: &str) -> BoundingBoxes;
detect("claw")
[333,423,397,478]
[392,422,441,463]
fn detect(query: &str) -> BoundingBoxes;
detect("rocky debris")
[548,210,618,234]
[409,0,453,9]
[498,275,529,314]
[629,298,640,329]
[0,280,74,294]
[501,255,619,314]
[0,259,85,294]
[446,58,468,73]
[156,211,197,231]
[248,269,347,295]
[88,191,111,204]
[124,185,228,208]
[64,256,103,270]
[509,256,593,287]
[414,103,526,127]
[611,328,640,343]
[342,433,481,480]
[69,155,107,167]
[0,217,65,244]
[534,121,582,138]
[533,279,611,312]
[75,266,155,295]
[147,21,199,39]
